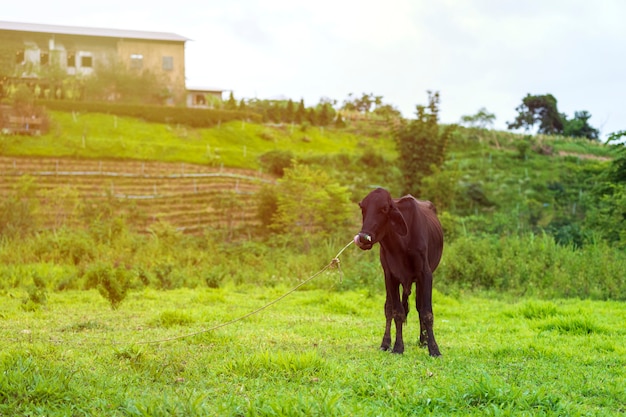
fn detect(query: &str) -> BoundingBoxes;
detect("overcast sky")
[4,0,626,139]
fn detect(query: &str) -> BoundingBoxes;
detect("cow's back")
[395,196,443,272]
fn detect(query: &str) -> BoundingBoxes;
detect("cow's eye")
[381,206,389,214]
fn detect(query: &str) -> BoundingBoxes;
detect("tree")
[460,107,496,129]
[295,99,306,124]
[607,132,626,183]
[341,92,385,114]
[306,108,318,126]
[285,99,295,123]
[83,60,169,104]
[562,111,599,140]
[394,91,456,196]
[316,97,336,127]
[225,91,237,110]
[507,93,563,134]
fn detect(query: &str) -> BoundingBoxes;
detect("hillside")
[0,110,617,237]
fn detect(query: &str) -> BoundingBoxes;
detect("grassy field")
[2,278,625,416]
[2,110,625,416]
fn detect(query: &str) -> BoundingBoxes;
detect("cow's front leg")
[391,285,406,354]
[380,298,392,351]
[392,314,404,354]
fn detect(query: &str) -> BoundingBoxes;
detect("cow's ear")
[390,206,408,236]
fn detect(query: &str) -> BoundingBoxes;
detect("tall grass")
[1,226,625,307]
[440,232,626,300]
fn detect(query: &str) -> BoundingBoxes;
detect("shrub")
[439,233,626,299]
[258,150,294,177]
[84,261,132,309]
[269,163,355,245]
[21,272,48,312]
[0,176,40,238]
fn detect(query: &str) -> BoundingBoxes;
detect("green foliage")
[81,59,172,104]
[84,261,132,309]
[507,93,564,134]
[562,110,599,140]
[37,99,260,128]
[607,142,626,183]
[394,91,456,195]
[21,272,48,312]
[460,107,496,129]
[420,165,462,212]
[0,175,40,238]
[225,91,237,110]
[268,163,354,244]
[440,233,626,299]
[152,310,195,328]
[584,182,626,248]
[508,94,599,140]
[258,149,294,177]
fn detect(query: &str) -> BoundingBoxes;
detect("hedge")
[36,100,262,127]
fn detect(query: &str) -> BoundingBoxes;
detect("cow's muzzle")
[354,232,373,250]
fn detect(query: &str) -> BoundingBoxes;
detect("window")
[81,55,93,68]
[162,56,173,71]
[130,53,143,70]
[67,52,76,67]
[40,51,49,66]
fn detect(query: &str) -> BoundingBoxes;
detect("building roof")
[0,20,188,42]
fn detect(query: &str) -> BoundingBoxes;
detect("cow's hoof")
[379,345,390,352]
[429,350,442,357]
[392,344,404,354]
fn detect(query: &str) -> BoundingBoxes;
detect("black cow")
[355,188,443,356]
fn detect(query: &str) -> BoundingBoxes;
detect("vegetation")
[1,89,626,414]
[508,93,599,140]
[394,91,456,196]
[1,287,625,415]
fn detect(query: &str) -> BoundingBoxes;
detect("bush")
[84,261,133,309]
[269,163,355,245]
[21,272,48,311]
[258,150,294,177]
[439,233,626,299]
[0,176,40,238]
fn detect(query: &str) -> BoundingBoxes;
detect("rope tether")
[121,239,355,346]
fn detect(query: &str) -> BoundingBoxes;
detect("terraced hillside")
[0,156,274,234]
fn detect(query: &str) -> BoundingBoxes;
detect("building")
[0,21,192,104]
[186,87,230,108]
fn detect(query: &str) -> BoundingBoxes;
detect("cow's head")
[355,188,408,250]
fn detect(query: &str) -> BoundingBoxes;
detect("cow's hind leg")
[418,271,441,357]
[416,288,428,347]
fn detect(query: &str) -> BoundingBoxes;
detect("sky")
[4,0,626,140]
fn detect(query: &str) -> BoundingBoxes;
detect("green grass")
[1,285,624,416]
[0,112,395,169]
